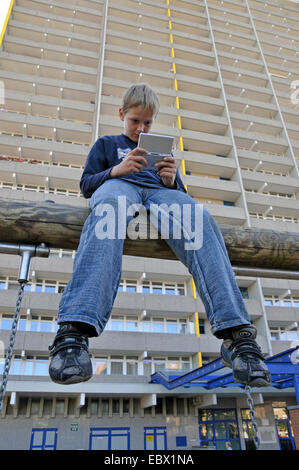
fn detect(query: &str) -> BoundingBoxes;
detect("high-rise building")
[0,0,298,451]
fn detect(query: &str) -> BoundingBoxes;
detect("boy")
[48,83,271,387]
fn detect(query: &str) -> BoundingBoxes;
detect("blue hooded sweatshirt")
[80,134,187,198]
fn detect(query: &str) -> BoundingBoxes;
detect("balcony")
[0,51,98,86]
[13,3,102,38]
[200,203,246,226]
[17,0,104,24]
[237,149,294,174]
[4,90,94,125]
[182,174,241,201]
[227,94,278,120]
[179,150,237,179]
[241,169,299,194]
[230,113,283,139]
[0,111,92,145]
[8,18,101,52]
[113,291,199,317]
[0,159,82,191]
[246,192,299,219]
[3,34,100,69]
[234,129,289,155]
[0,133,89,167]
[250,216,299,234]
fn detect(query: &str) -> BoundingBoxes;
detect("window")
[166,319,177,333]
[1,355,49,376]
[152,282,163,294]
[152,317,164,333]
[93,357,108,375]
[118,278,186,295]
[198,319,206,334]
[30,428,58,450]
[126,316,138,331]
[273,407,295,451]
[111,316,124,331]
[123,399,130,414]
[34,357,49,376]
[250,212,299,224]
[125,280,137,292]
[107,314,193,334]
[110,357,123,375]
[112,400,120,414]
[270,327,299,341]
[10,356,22,375]
[0,313,13,330]
[0,180,82,197]
[142,280,186,295]
[198,409,241,450]
[50,248,76,259]
[264,294,299,307]
[90,355,192,377]
[149,356,191,375]
[223,201,235,206]
[0,276,68,294]
[239,287,249,299]
[241,409,257,450]
[126,357,138,375]
[29,315,57,333]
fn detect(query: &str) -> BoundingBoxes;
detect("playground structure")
[0,198,299,449]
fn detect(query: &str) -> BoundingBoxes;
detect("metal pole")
[0,242,49,258]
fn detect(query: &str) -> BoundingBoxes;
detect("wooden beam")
[1,198,299,270]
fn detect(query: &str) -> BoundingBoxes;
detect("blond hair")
[121,83,160,116]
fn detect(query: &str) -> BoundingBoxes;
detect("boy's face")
[119,105,154,142]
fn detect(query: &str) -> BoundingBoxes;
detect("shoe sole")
[221,357,271,387]
[50,373,92,385]
[234,376,272,387]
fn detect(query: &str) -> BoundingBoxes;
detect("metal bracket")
[0,243,49,282]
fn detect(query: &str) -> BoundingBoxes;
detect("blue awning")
[150,346,299,404]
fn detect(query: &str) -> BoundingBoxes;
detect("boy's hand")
[155,157,177,188]
[110,148,148,177]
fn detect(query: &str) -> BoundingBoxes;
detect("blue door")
[89,427,130,450]
[30,428,58,450]
[144,427,167,450]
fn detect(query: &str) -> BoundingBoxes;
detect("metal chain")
[245,385,260,450]
[0,281,26,413]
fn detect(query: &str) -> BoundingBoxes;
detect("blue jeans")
[58,179,250,337]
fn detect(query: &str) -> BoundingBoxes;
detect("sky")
[0,0,12,38]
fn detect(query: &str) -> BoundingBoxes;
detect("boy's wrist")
[109,166,118,178]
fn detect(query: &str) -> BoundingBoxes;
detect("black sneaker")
[48,323,93,385]
[220,325,271,387]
